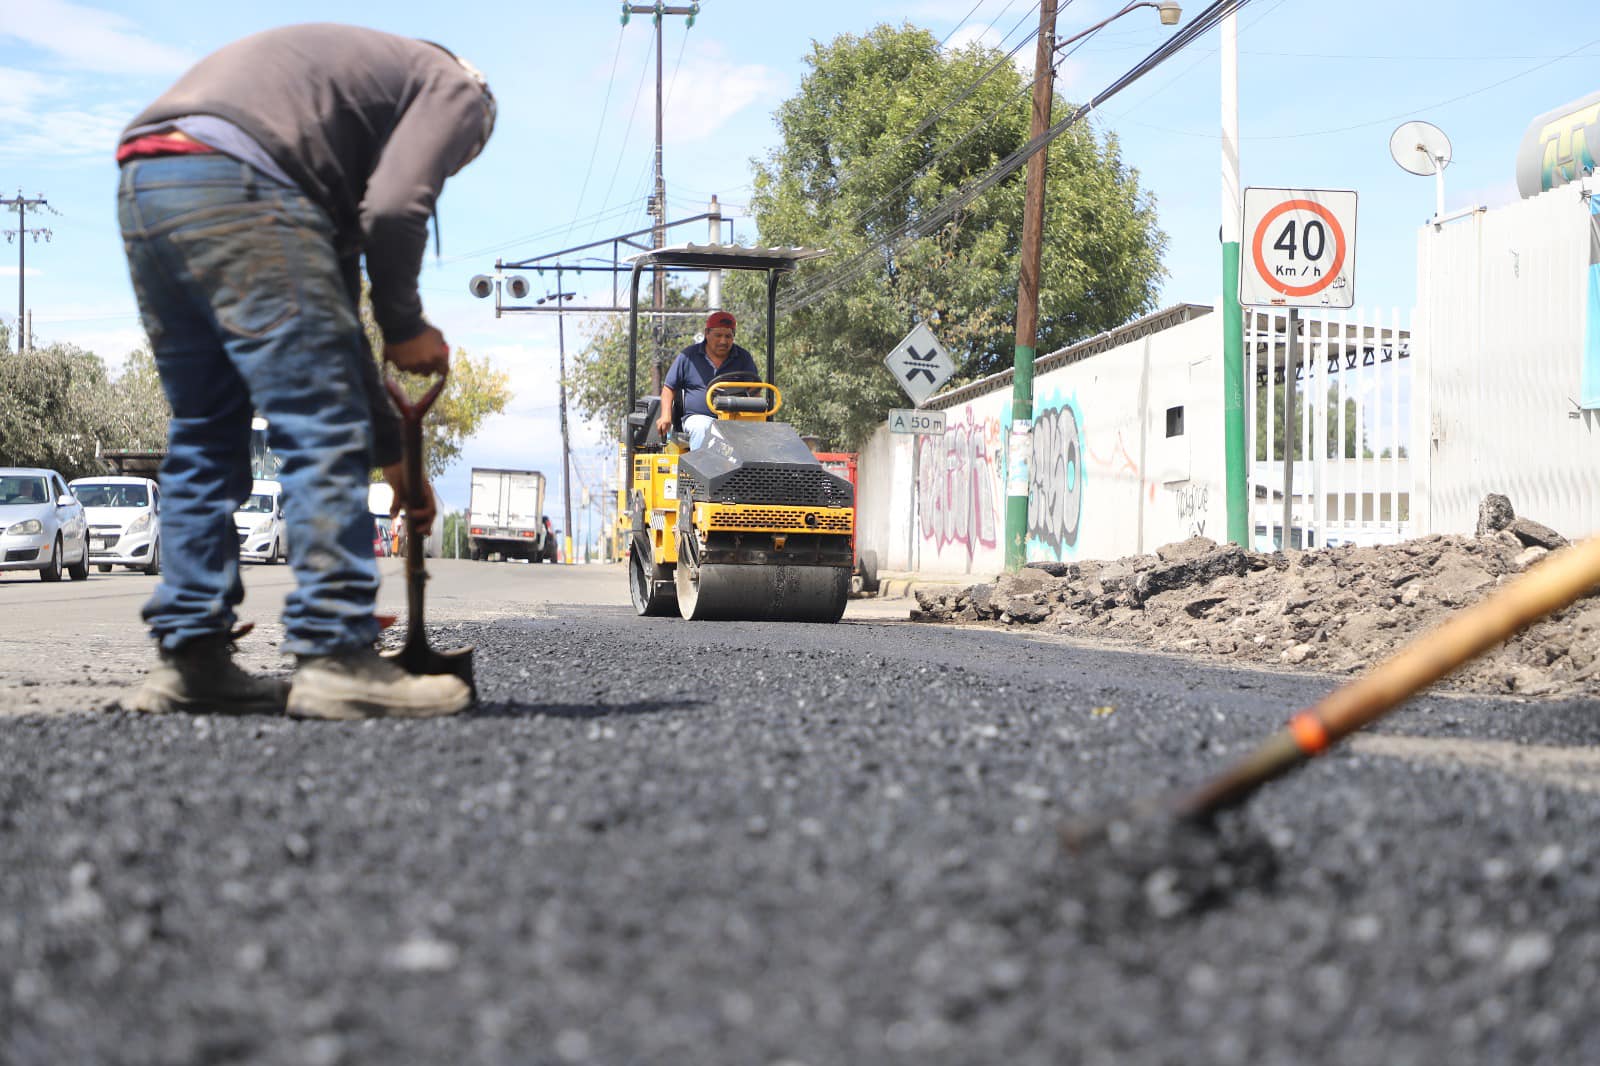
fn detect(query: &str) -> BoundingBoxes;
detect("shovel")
[1062,534,1600,852]
[381,372,477,702]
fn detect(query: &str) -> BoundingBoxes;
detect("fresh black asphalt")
[3,607,1599,1065]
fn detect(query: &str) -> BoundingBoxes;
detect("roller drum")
[676,562,849,622]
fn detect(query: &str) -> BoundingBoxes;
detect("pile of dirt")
[912,496,1600,700]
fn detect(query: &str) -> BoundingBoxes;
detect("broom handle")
[1171,536,1600,820]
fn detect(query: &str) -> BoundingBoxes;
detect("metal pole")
[1282,308,1298,549]
[556,268,574,565]
[651,7,666,393]
[1221,5,1248,546]
[707,195,722,308]
[17,205,24,353]
[1004,0,1057,571]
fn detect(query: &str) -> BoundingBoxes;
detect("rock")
[1430,557,1494,606]
[1026,561,1075,578]
[1476,494,1515,536]
[1514,546,1550,570]
[1130,544,1252,606]
[1506,517,1567,551]
[1281,644,1315,665]
[1155,536,1219,563]
[1400,584,1422,607]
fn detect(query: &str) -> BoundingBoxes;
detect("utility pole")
[1004,0,1058,572]
[1004,1,1182,569]
[3,191,54,354]
[546,271,577,565]
[1220,5,1248,546]
[622,2,700,391]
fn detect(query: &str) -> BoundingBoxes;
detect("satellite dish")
[1389,120,1452,176]
[1389,120,1453,220]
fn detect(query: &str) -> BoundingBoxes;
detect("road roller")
[618,244,855,623]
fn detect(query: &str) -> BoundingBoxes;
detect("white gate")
[1244,308,1416,550]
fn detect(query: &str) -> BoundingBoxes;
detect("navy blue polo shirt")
[664,341,760,419]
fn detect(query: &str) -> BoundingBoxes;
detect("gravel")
[3,609,1599,1065]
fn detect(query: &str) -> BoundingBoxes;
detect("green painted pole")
[1223,241,1247,546]
[1006,344,1036,570]
[1221,7,1248,547]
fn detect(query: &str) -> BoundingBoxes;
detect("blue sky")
[2,0,1596,531]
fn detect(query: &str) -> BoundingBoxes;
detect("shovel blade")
[382,642,478,704]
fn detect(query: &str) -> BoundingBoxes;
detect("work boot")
[287,647,472,720]
[132,634,289,715]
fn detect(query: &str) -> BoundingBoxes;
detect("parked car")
[235,480,287,563]
[0,467,90,582]
[69,475,162,574]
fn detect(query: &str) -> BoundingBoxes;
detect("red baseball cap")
[705,310,736,333]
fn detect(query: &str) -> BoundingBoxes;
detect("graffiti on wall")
[918,410,1002,560]
[1027,401,1085,554]
[1172,481,1211,538]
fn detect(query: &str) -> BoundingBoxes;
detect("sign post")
[1240,187,1358,551]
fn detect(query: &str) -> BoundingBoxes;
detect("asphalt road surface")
[2,560,1598,1065]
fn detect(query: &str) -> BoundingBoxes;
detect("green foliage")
[568,280,721,437]
[749,23,1167,448]
[439,510,468,558]
[359,283,513,479]
[0,341,171,480]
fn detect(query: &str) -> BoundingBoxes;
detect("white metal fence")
[1244,308,1415,550]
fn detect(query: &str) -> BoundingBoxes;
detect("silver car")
[0,468,90,581]
[69,476,162,574]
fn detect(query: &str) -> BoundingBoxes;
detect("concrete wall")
[1415,181,1600,539]
[857,308,1223,576]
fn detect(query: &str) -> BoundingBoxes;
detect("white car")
[236,480,287,563]
[0,467,90,582]
[69,475,162,574]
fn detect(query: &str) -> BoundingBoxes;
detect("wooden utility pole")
[623,2,700,390]
[1004,0,1057,571]
[3,191,53,354]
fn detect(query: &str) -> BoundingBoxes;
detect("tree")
[748,23,1167,447]
[0,341,169,480]
[567,280,713,438]
[359,287,513,479]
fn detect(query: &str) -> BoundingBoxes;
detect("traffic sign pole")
[1221,10,1247,547]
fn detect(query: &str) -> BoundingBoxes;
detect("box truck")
[468,468,557,562]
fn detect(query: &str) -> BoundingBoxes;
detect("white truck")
[468,467,556,563]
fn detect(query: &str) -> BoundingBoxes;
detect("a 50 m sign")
[1240,187,1357,309]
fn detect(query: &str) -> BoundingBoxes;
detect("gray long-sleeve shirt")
[125,22,486,344]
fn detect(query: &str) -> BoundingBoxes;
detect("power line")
[779,0,1256,314]
[560,26,629,250]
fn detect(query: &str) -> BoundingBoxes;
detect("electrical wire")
[779,0,1255,313]
[588,29,660,242]
[560,26,629,249]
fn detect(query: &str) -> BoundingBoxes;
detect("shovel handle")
[382,372,447,655]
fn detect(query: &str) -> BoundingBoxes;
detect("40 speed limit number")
[1239,188,1357,309]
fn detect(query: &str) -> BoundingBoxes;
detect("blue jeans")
[118,155,380,656]
[683,414,716,450]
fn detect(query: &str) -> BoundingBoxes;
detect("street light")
[1005,0,1181,571]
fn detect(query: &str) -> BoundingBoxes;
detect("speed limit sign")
[1240,187,1357,308]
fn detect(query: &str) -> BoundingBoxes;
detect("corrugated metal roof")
[625,244,830,272]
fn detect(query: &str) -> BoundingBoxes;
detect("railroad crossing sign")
[1240,187,1357,309]
[887,408,947,435]
[884,322,955,406]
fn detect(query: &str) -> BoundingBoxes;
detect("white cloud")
[0,63,140,159]
[1,0,194,76]
[660,41,785,143]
